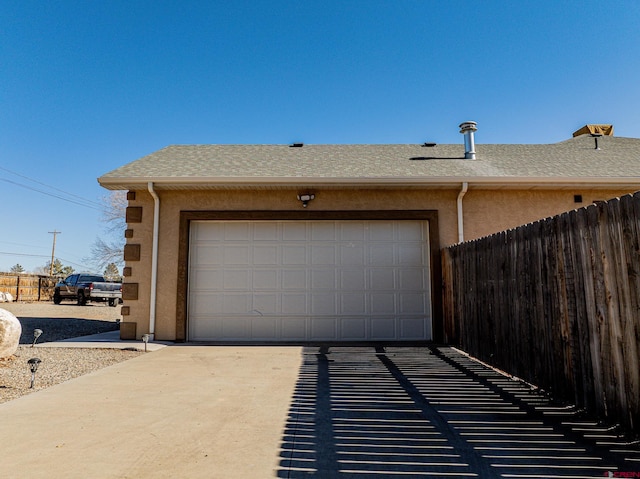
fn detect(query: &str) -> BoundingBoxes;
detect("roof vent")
[459,121,477,160]
[289,142,304,148]
[572,124,613,137]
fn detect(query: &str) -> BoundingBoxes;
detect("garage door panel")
[370,269,395,289]
[370,318,396,340]
[193,222,223,241]
[340,245,365,265]
[253,245,279,264]
[368,222,394,241]
[340,222,365,241]
[311,245,336,265]
[311,293,338,315]
[221,318,250,338]
[193,269,222,289]
[399,245,424,265]
[400,317,428,339]
[311,269,336,289]
[223,270,250,289]
[282,293,307,314]
[282,270,306,289]
[283,223,307,240]
[251,317,278,339]
[192,245,223,265]
[311,318,338,340]
[283,246,306,264]
[371,293,396,314]
[253,270,278,289]
[311,222,336,240]
[340,318,366,340]
[399,268,426,289]
[190,293,224,314]
[188,220,431,342]
[397,222,424,240]
[224,223,250,240]
[223,293,251,312]
[340,293,366,314]
[253,223,278,240]
[224,246,250,265]
[281,318,306,339]
[189,317,218,339]
[340,270,365,289]
[400,293,427,314]
[369,245,395,265]
[253,293,279,314]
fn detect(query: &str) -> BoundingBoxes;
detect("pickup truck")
[53,274,122,307]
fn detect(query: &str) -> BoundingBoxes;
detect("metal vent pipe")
[459,121,478,159]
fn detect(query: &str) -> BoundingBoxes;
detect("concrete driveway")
[1,345,639,478]
[281,347,640,478]
[0,346,301,479]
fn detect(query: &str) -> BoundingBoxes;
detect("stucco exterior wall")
[462,188,635,241]
[122,186,637,340]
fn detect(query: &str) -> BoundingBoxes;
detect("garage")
[187,219,432,342]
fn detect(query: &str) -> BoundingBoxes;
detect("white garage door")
[188,220,431,342]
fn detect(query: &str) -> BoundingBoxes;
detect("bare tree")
[88,191,127,271]
[91,237,125,269]
[100,191,127,234]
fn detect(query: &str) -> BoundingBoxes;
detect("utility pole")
[48,230,61,276]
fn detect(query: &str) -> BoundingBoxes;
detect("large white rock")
[0,308,21,358]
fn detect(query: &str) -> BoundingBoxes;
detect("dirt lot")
[1,301,122,321]
[1,301,121,344]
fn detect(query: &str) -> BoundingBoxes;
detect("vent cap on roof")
[572,124,614,137]
[459,121,477,159]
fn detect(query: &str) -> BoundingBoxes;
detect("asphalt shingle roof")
[98,135,640,190]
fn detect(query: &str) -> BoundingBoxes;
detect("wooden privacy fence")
[0,273,57,302]
[442,192,640,433]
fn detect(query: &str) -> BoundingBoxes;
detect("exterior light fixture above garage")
[297,193,315,207]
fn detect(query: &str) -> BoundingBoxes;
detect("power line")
[0,165,103,208]
[0,251,104,272]
[0,240,48,250]
[0,251,50,258]
[0,178,102,211]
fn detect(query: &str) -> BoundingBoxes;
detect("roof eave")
[97,176,640,191]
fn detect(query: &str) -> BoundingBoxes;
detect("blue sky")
[1,1,639,273]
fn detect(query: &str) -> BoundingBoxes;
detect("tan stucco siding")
[122,186,638,341]
[462,189,637,241]
[122,192,154,337]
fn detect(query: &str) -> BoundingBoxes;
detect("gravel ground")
[0,302,144,404]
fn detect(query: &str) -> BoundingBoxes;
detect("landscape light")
[27,358,42,388]
[142,334,150,352]
[32,329,43,348]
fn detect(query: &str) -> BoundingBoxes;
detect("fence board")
[443,192,640,434]
[0,273,56,302]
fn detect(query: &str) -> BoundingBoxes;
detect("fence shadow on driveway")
[277,346,640,478]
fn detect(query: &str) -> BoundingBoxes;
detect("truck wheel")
[77,291,86,306]
[53,292,61,304]
[109,298,117,307]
